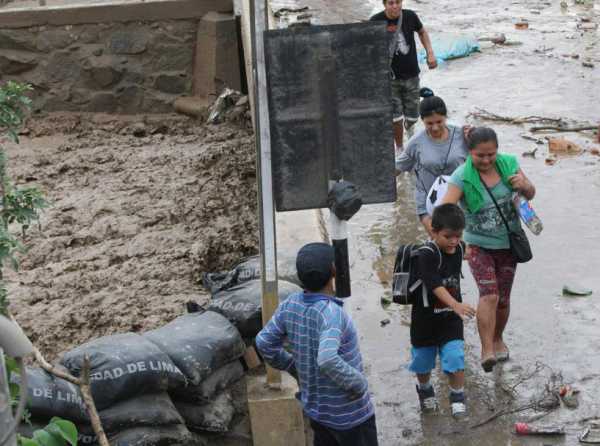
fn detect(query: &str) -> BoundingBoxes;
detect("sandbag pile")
[19,311,247,445]
[208,279,302,338]
[202,250,301,294]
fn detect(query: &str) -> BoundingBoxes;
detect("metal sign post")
[251,0,281,389]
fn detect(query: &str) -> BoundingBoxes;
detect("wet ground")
[276,0,600,444]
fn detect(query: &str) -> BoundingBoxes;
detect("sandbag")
[418,34,480,63]
[99,392,183,434]
[202,252,301,294]
[60,333,186,409]
[108,425,196,446]
[170,360,244,404]
[175,391,234,433]
[17,367,88,423]
[207,279,301,337]
[144,311,246,386]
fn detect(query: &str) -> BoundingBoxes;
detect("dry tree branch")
[530,125,597,133]
[33,348,109,446]
[467,108,566,125]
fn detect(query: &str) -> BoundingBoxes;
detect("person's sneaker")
[416,384,438,413]
[449,392,467,418]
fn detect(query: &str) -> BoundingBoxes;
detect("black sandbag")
[108,425,196,446]
[18,367,88,423]
[99,392,183,434]
[60,333,186,410]
[202,252,301,294]
[144,311,246,386]
[170,361,244,404]
[174,391,234,433]
[207,279,302,337]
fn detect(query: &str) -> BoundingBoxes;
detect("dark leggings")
[310,415,378,446]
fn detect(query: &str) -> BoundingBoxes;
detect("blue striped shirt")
[256,292,374,430]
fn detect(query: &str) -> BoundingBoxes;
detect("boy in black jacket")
[410,204,476,418]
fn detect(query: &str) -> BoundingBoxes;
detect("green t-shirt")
[449,164,520,249]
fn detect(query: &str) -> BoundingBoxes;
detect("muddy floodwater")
[277,0,600,444]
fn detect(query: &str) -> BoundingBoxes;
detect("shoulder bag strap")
[482,180,511,234]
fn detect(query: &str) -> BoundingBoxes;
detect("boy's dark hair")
[466,126,498,150]
[419,96,447,119]
[431,203,465,232]
[296,242,335,292]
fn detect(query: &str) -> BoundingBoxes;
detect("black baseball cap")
[296,242,335,292]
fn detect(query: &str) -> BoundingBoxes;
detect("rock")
[582,59,595,68]
[117,84,144,113]
[87,92,118,113]
[92,48,103,57]
[37,29,77,51]
[562,284,592,296]
[152,46,194,71]
[131,123,146,137]
[548,138,582,155]
[380,318,391,327]
[0,50,38,74]
[154,73,188,94]
[515,20,529,30]
[545,156,557,166]
[89,63,123,88]
[46,51,81,82]
[0,30,38,52]
[108,32,148,55]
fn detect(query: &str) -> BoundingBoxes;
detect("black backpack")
[392,241,464,306]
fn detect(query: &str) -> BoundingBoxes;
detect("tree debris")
[467,108,566,126]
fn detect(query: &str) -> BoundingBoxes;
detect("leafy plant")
[0,81,46,314]
[18,418,78,446]
[0,82,76,445]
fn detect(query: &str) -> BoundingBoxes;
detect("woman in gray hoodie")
[395,96,469,236]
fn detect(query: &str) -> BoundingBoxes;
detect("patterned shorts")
[467,245,517,307]
[390,76,420,125]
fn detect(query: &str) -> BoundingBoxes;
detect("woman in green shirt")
[443,127,536,372]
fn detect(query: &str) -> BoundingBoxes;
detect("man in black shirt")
[370,0,437,151]
[408,204,476,418]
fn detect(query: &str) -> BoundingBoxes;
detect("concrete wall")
[0,0,241,113]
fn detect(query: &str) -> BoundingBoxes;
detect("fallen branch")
[530,125,597,133]
[470,402,536,429]
[33,348,109,446]
[467,108,566,125]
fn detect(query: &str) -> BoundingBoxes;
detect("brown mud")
[5,111,258,359]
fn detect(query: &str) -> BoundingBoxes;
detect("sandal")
[481,357,497,373]
[496,349,510,362]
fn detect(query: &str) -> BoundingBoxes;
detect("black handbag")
[482,181,533,263]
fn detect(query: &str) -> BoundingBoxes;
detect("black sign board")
[265,22,396,212]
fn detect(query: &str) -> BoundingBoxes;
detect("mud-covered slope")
[5,112,258,359]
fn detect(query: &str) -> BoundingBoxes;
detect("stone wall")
[0,20,198,113]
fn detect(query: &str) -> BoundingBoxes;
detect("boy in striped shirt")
[256,242,378,446]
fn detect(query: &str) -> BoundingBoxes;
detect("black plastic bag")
[207,279,301,338]
[99,392,183,434]
[170,360,244,404]
[144,311,246,386]
[327,180,362,221]
[60,333,187,409]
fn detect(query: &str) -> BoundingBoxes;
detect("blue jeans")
[409,340,465,374]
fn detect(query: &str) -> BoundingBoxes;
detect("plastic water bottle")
[513,194,543,235]
[515,422,565,436]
